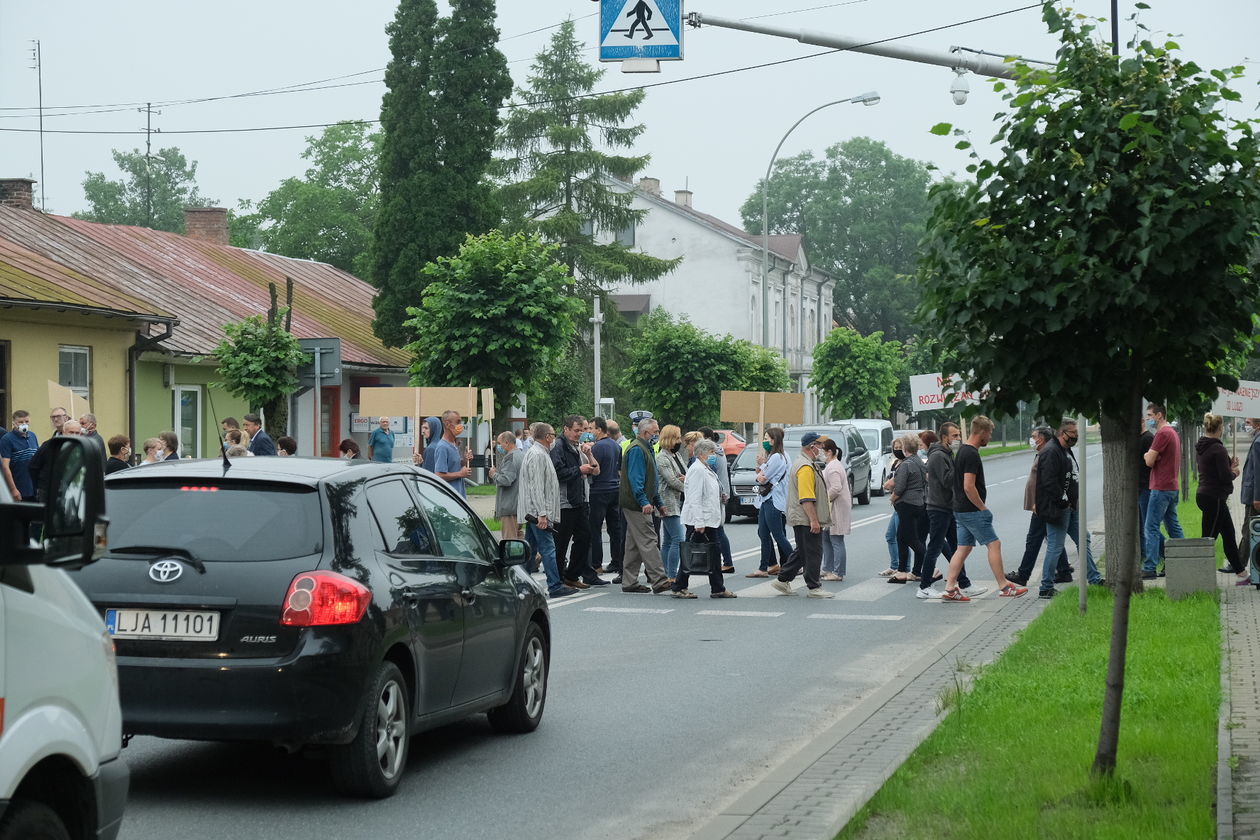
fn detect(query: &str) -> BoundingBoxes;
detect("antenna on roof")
[203,377,233,473]
[28,41,45,212]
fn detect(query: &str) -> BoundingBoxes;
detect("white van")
[0,436,127,840]
[838,419,895,495]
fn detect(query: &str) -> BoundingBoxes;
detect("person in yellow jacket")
[771,432,836,598]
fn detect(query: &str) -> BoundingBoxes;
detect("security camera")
[950,69,969,106]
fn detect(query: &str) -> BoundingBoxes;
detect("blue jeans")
[757,503,793,570]
[922,508,968,590]
[822,533,847,576]
[1044,508,1100,590]
[885,512,900,569]
[660,515,684,579]
[527,523,563,593]
[1137,488,1162,563]
[1143,489,1183,572]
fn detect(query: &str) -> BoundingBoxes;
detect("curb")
[1220,578,1234,840]
[690,592,1046,840]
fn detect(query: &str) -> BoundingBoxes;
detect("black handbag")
[681,535,720,574]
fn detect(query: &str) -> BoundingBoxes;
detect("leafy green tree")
[735,342,792,393]
[371,0,512,347]
[213,284,306,436]
[75,147,214,232]
[624,310,751,429]
[916,4,1260,778]
[244,122,381,276]
[740,138,933,341]
[495,19,678,299]
[404,231,579,426]
[810,327,902,419]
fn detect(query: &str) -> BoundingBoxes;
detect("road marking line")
[851,514,893,529]
[584,606,674,615]
[834,578,903,602]
[807,613,904,621]
[547,592,607,608]
[696,609,784,618]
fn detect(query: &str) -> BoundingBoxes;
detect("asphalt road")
[116,447,1101,840]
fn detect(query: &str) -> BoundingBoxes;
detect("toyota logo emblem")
[149,560,184,583]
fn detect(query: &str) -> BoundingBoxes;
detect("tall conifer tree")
[371,0,511,347]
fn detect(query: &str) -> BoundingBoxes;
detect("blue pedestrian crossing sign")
[599,0,683,62]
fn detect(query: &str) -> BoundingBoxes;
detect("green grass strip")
[467,484,497,497]
[837,585,1220,839]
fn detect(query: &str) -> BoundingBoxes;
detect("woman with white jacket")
[673,439,737,599]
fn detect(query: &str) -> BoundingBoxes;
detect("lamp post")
[760,92,880,355]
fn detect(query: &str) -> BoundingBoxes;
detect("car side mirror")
[498,538,530,566]
[0,436,108,570]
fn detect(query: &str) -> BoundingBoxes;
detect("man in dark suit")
[244,413,277,456]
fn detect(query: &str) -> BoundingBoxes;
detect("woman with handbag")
[748,426,794,577]
[820,438,851,581]
[655,424,688,581]
[889,434,928,584]
[674,439,736,599]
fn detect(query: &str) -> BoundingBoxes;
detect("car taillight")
[280,571,371,627]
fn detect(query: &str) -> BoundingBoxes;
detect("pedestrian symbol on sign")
[600,0,682,61]
[626,1,653,40]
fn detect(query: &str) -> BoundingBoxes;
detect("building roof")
[0,206,408,369]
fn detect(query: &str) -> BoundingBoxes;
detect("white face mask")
[1028,436,1037,447]
[17,423,29,433]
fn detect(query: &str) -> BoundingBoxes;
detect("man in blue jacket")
[1240,418,1260,572]
[619,417,671,593]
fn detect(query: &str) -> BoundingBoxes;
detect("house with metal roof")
[0,178,410,458]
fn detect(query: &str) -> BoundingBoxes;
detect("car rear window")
[858,429,879,451]
[106,481,323,562]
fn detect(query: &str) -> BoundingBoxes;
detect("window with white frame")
[58,345,91,400]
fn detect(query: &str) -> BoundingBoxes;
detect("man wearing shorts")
[941,416,1028,602]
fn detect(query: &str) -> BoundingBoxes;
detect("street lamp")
[760,92,880,356]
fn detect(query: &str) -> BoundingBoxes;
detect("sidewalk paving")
[1221,571,1260,838]
[692,589,1050,840]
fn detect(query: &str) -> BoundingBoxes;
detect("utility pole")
[29,41,45,211]
[137,103,161,228]
[591,295,604,421]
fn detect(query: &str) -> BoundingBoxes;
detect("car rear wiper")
[108,545,207,574]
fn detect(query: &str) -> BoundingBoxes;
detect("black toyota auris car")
[70,458,549,798]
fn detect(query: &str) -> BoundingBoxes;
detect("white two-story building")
[604,176,835,423]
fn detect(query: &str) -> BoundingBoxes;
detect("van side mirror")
[0,436,108,570]
[498,538,530,566]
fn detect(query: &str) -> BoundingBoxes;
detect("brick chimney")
[184,207,230,245]
[0,178,36,210]
[638,176,661,196]
[674,189,693,209]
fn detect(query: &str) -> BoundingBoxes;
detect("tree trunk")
[1093,383,1143,776]
[265,397,290,441]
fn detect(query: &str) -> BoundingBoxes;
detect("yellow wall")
[1,309,137,440]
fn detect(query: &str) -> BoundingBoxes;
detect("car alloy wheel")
[521,635,546,720]
[375,678,407,782]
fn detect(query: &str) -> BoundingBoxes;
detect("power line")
[0,5,1044,138]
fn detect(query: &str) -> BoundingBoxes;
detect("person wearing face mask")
[1195,413,1245,582]
[140,437,164,465]
[749,426,794,577]
[1142,402,1184,578]
[106,435,132,474]
[337,439,362,460]
[1007,426,1070,588]
[552,414,605,589]
[771,432,834,598]
[1036,419,1101,597]
[423,411,472,497]
[1,410,40,502]
[654,424,688,581]
[1240,417,1260,571]
[917,422,984,598]
[699,427,736,574]
[819,438,851,581]
[489,430,522,539]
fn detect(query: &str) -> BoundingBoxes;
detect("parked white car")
[839,419,894,495]
[0,436,127,840]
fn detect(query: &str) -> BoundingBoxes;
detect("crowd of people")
[13,395,1246,601]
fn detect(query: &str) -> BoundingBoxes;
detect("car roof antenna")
[203,383,233,473]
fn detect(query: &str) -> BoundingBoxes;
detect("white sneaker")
[771,580,794,596]
[961,586,989,598]
[915,587,940,600]
[806,588,835,598]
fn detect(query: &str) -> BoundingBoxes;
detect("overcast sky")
[2,1,1257,228]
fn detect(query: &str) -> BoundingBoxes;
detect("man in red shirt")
[1142,402,1185,578]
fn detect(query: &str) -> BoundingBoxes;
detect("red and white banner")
[909,373,986,410]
